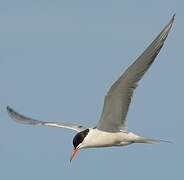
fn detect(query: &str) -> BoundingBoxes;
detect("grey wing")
[7,106,88,132]
[97,15,175,132]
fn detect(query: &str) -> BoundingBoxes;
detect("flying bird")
[7,15,175,162]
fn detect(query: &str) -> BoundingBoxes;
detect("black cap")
[73,129,89,149]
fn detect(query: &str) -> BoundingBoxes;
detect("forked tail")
[135,138,171,144]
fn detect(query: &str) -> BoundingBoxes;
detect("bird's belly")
[86,141,132,148]
[83,130,134,148]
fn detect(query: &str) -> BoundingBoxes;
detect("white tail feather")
[135,138,171,144]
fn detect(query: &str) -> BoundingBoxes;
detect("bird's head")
[70,128,89,162]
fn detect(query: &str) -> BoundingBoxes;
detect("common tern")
[7,15,175,162]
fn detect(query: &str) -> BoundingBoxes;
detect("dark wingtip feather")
[7,106,13,113]
[170,14,175,24]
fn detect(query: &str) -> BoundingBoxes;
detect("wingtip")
[168,14,175,25]
[161,14,175,38]
[171,13,175,22]
[7,106,12,113]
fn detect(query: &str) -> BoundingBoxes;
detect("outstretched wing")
[7,106,88,132]
[97,15,175,132]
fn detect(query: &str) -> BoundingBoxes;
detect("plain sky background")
[0,0,183,179]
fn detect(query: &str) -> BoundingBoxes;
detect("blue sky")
[0,0,183,179]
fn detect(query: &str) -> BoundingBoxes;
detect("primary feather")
[97,15,175,132]
[7,106,88,132]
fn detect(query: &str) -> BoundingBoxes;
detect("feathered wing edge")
[97,15,175,132]
[7,106,88,132]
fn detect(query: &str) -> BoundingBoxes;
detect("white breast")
[80,128,138,148]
